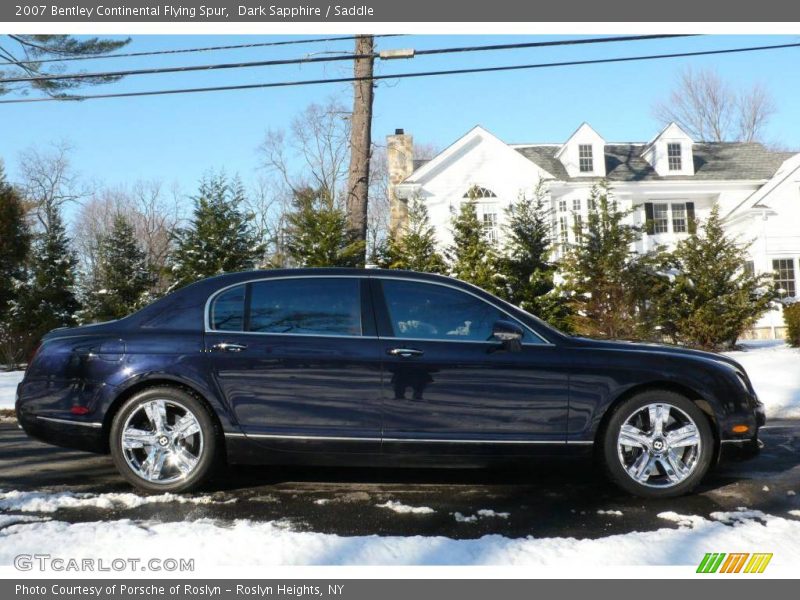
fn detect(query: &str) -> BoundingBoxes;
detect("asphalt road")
[1,420,799,539]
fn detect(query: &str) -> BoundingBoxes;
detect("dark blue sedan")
[15,269,765,497]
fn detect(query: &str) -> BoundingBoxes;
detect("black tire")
[602,390,714,498]
[109,387,219,493]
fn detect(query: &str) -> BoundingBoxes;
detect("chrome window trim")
[204,273,553,346]
[37,416,103,428]
[225,431,586,444]
[205,274,364,338]
[373,275,551,345]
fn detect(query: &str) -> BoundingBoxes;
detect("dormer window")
[667,143,682,171]
[578,144,594,172]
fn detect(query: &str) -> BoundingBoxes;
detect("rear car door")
[204,276,382,453]
[373,277,570,456]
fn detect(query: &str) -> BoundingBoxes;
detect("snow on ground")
[1,506,799,566]
[597,510,623,516]
[724,341,800,419]
[376,501,435,515]
[0,371,22,410]
[0,490,235,513]
[0,514,49,529]
[453,509,510,523]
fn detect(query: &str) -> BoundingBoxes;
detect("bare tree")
[736,82,777,143]
[259,97,352,200]
[654,67,777,142]
[72,180,182,296]
[72,187,127,277]
[18,141,86,233]
[242,176,289,267]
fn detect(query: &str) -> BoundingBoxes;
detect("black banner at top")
[2,0,800,22]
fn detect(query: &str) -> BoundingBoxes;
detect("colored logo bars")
[696,553,773,573]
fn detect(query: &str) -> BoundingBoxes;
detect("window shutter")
[686,202,696,234]
[644,203,655,235]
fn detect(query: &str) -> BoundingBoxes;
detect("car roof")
[199,267,467,287]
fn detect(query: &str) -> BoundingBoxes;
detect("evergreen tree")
[655,205,776,350]
[379,197,446,273]
[447,192,500,293]
[81,214,154,323]
[169,174,265,289]
[284,187,365,267]
[560,181,663,339]
[0,167,33,369]
[1,35,130,97]
[0,166,30,317]
[496,183,571,331]
[15,205,80,336]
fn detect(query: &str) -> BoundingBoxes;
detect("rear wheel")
[602,391,714,498]
[109,387,218,493]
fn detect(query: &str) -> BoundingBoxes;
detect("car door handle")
[211,342,247,353]
[387,348,424,358]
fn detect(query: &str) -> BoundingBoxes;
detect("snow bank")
[0,371,22,410]
[1,508,799,567]
[724,342,800,419]
[0,490,235,513]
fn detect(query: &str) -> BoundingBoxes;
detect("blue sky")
[1,34,799,204]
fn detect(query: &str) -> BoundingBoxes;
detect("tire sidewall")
[603,391,714,498]
[109,387,217,494]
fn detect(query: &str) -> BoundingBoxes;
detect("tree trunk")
[346,35,375,252]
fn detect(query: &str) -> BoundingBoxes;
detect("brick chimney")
[387,128,414,236]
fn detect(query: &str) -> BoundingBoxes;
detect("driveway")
[1,420,798,539]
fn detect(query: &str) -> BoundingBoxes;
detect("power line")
[0,34,692,85]
[2,40,798,105]
[413,34,694,56]
[0,34,403,66]
[0,51,373,84]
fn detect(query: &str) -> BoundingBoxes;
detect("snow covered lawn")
[724,341,800,419]
[0,496,799,566]
[0,370,22,410]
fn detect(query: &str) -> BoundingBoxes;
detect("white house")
[387,123,800,339]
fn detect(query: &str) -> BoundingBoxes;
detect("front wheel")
[602,391,714,498]
[109,387,218,493]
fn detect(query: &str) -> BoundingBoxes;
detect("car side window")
[248,278,362,336]
[210,285,245,331]
[380,279,522,342]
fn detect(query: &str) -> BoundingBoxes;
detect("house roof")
[514,142,793,182]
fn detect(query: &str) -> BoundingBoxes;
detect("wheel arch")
[101,376,228,460]
[593,381,721,461]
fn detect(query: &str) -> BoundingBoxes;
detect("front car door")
[204,275,382,454]
[373,277,570,457]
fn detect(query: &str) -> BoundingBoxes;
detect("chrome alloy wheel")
[120,399,204,484]
[616,402,702,489]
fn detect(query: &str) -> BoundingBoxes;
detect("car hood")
[567,337,746,372]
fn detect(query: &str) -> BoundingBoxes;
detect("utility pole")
[346,34,375,256]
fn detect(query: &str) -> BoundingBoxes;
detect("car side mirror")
[491,320,524,352]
